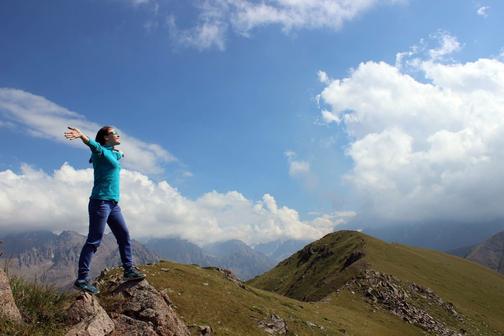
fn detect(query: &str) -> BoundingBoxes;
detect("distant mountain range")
[0,230,310,286]
[458,230,504,274]
[202,239,275,280]
[145,237,310,280]
[0,230,158,288]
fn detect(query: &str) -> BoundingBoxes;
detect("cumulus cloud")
[317,34,504,222]
[168,0,404,50]
[0,163,351,245]
[0,88,176,175]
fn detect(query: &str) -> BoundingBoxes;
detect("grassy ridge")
[247,231,367,301]
[364,236,504,333]
[250,230,504,335]
[133,261,424,336]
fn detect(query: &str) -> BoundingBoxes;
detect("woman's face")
[104,129,121,146]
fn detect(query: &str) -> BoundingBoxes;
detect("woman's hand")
[65,126,89,144]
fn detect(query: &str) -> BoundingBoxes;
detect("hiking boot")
[123,267,146,281]
[73,279,100,295]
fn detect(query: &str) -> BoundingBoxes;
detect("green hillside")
[111,260,424,336]
[249,230,504,335]
[4,230,504,335]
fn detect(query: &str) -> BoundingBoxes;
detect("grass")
[2,230,503,335]
[99,260,427,336]
[249,230,504,336]
[0,276,71,336]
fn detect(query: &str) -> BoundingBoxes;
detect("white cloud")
[0,163,351,245]
[321,110,340,124]
[168,0,405,50]
[128,0,153,7]
[318,70,331,84]
[477,6,489,17]
[285,151,310,176]
[428,32,461,61]
[318,34,504,222]
[167,15,227,51]
[0,88,176,175]
[395,31,461,70]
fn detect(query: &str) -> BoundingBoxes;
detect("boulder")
[109,312,158,336]
[105,279,190,336]
[258,314,287,335]
[0,269,23,323]
[65,292,115,336]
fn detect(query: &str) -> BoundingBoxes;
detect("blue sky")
[1,0,504,244]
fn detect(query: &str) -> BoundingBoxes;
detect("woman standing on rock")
[64,126,145,294]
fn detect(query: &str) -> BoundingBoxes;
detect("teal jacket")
[87,139,124,202]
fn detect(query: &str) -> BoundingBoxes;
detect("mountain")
[348,220,504,251]
[253,239,312,263]
[446,244,476,258]
[249,230,504,335]
[465,230,504,273]
[5,230,504,335]
[203,239,276,280]
[0,230,158,288]
[145,237,277,280]
[145,237,215,266]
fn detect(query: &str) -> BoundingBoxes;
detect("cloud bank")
[318,33,504,223]
[0,163,352,245]
[0,88,176,175]
[168,0,404,50]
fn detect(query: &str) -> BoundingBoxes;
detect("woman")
[64,126,145,294]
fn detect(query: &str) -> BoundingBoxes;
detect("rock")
[188,325,213,335]
[345,269,463,336]
[258,314,288,335]
[0,269,23,323]
[110,313,158,336]
[104,279,190,336]
[203,267,246,289]
[65,292,115,336]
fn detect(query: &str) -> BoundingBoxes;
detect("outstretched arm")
[64,126,90,145]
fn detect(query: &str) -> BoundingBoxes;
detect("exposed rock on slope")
[0,269,22,323]
[250,230,504,335]
[65,292,115,336]
[65,276,190,336]
[344,270,464,336]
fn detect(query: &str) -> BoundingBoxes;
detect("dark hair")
[89,126,113,163]
[95,126,113,145]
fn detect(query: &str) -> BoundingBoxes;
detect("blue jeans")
[77,199,133,281]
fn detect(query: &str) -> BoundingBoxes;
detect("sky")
[1,0,504,246]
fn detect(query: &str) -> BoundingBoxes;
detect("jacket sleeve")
[86,139,103,155]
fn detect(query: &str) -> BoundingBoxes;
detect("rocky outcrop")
[202,266,245,289]
[257,314,288,335]
[188,325,213,335]
[345,270,464,336]
[0,269,22,323]
[65,293,115,336]
[101,277,190,336]
[64,274,191,336]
